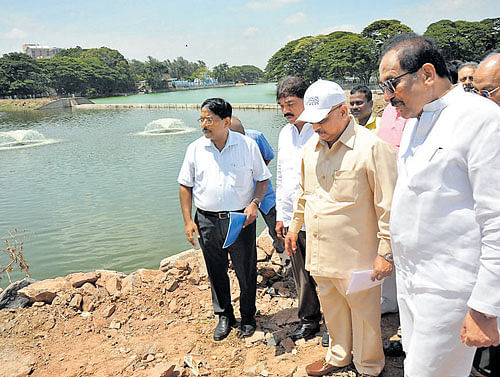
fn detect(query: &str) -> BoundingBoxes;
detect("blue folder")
[222,212,247,248]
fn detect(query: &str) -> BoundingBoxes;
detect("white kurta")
[390,85,500,377]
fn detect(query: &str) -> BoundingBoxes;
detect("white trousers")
[397,274,476,377]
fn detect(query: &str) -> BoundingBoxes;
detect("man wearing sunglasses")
[379,34,500,377]
[473,51,500,106]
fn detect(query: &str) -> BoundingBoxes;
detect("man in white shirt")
[470,49,500,377]
[275,76,323,342]
[379,33,500,377]
[178,98,271,341]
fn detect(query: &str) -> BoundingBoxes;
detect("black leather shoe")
[237,324,256,338]
[321,328,329,347]
[213,315,236,341]
[289,324,320,341]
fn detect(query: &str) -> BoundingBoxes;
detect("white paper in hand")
[346,270,384,295]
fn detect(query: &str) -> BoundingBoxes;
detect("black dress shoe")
[321,329,329,347]
[289,324,320,341]
[237,324,256,338]
[383,339,405,357]
[213,315,236,341]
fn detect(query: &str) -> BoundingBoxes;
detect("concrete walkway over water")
[74,103,280,110]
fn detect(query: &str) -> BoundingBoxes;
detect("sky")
[0,0,498,70]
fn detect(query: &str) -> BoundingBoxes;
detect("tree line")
[1,17,498,97]
[265,18,500,83]
[0,46,265,98]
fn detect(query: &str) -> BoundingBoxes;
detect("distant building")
[22,44,62,59]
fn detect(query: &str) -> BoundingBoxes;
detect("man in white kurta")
[379,33,500,377]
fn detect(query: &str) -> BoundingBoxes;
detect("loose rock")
[68,271,100,288]
[0,278,36,310]
[18,277,70,304]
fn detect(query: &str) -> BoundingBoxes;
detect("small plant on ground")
[1,229,30,284]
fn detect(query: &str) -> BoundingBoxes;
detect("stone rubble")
[0,228,402,377]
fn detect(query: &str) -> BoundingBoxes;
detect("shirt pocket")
[228,165,252,188]
[407,146,446,193]
[331,170,360,202]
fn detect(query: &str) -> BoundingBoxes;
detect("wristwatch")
[380,253,394,263]
[251,199,261,208]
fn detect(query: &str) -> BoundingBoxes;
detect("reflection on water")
[0,106,285,288]
[138,118,196,136]
[0,130,59,150]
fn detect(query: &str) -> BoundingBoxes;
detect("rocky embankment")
[0,98,54,111]
[0,231,403,377]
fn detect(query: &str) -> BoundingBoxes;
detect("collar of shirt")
[422,84,462,114]
[315,117,356,151]
[365,112,379,130]
[289,122,313,137]
[201,129,238,151]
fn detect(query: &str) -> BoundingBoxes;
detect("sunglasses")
[472,86,500,98]
[378,70,417,94]
[316,103,344,125]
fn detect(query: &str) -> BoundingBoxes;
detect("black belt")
[197,208,244,219]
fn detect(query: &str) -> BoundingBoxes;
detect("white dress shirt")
[178,130,272,212]
[391,85,500,316]
[276,123,315,228]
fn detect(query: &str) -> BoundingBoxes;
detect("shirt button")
[321,175,325,180]
[313,232,318,237]
[314,215,318,219]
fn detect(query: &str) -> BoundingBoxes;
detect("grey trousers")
[195,209,257,325]
[289,230,322,327]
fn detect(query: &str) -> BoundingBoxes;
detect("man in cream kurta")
[285,80,397,377]
[379,34,500,377]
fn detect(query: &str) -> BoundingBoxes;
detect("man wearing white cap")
[285,80,397,376]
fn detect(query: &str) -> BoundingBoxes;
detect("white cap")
[297,79,346,123]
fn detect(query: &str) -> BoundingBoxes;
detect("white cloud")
[284,12,307,25]
[246,0,301,10]
[244,27,259,37]
[318,24,358,35]
[4,28,27,39]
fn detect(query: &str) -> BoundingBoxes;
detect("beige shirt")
[289,118,397,279]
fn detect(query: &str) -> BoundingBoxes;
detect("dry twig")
[1,228,30,284]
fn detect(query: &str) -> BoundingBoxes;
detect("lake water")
[0,83,286,287]
[92,83,277,104]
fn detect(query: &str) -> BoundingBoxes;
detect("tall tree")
[212,63,229,82]
[480,18,500,54]
[424,20,492,62]
[0,53,49,96]
[311,32,378,83]
[362,20,413,48]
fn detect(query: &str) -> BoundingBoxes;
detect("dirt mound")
[0,240,403,377]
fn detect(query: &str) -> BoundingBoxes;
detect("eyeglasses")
[378,70,417,94]
[197,117,214,125]
[472,86,500,98]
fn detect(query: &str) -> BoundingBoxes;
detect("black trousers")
[259,206,285,253]
[195,209,257,325]
[289,230,322,327]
